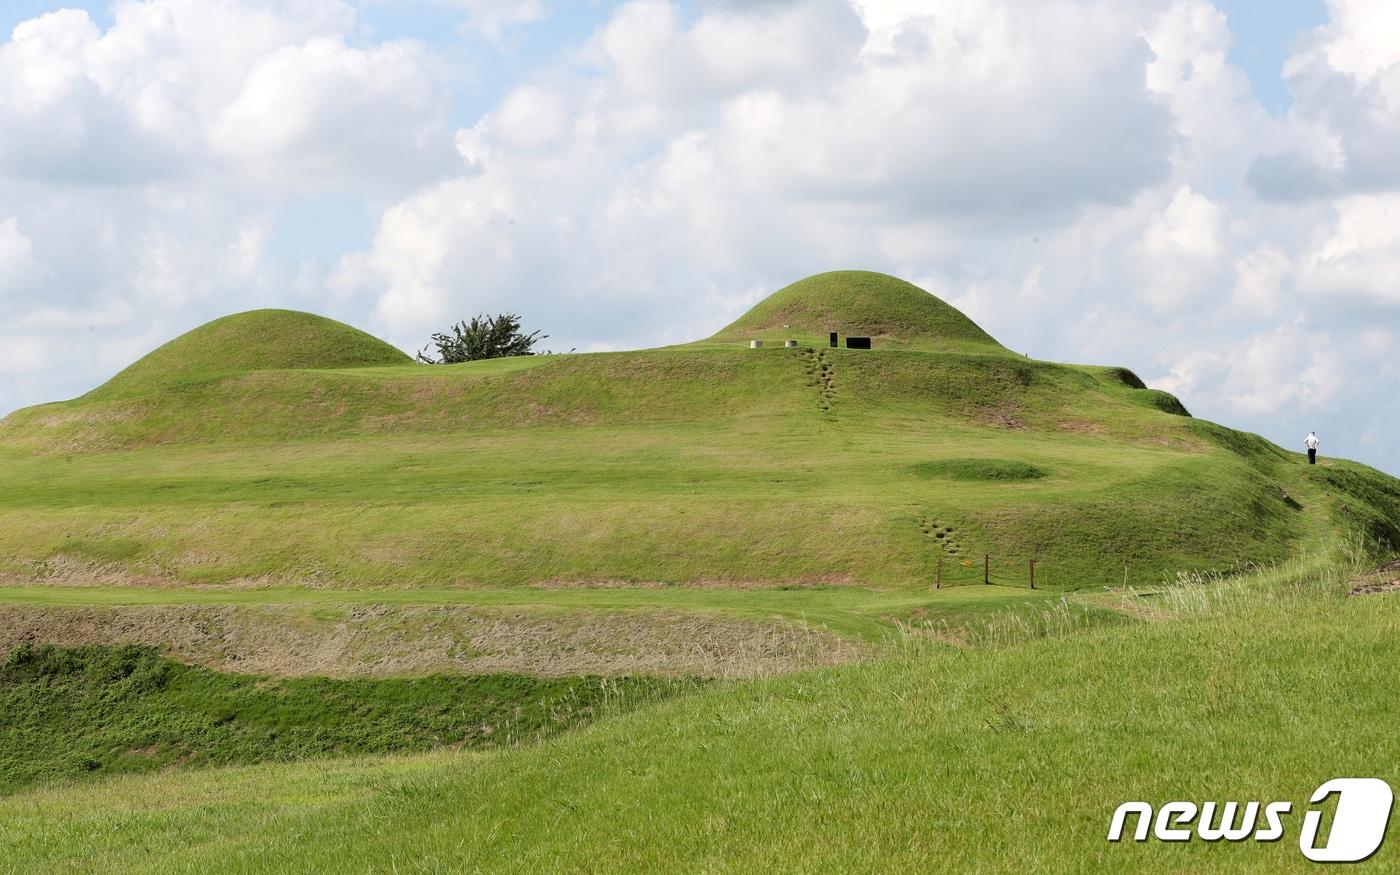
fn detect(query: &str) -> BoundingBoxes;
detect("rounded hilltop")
[710,270,1002,350]
[94,309,412,396]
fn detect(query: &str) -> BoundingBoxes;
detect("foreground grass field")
[0,643,691,794]
[2,557,1395,873]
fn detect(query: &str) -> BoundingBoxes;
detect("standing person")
[1305,431,1319,465]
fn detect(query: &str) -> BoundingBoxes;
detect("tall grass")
[3,548,1398,872]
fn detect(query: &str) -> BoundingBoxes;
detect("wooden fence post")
[1030,559,1036,590]
[984,554,990,585]
[936,557,943,590]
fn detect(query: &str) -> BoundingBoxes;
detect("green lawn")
[0,643,693,795]
[1,558,1394,873]
[0,400,1348,591]
[1,274,1397,871]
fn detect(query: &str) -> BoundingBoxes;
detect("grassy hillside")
[91,309,412,399]
[1,270,1398,871]
[0,643,690,794]
[0,401,1341,591]
[3,559,1397,873]
[1,272,1385,596]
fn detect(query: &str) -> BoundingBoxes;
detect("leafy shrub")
[417,314,547,364]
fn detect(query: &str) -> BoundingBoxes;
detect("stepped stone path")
[798,347,837,413]
[919,514,963,559]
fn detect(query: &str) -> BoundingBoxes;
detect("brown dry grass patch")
[0,604,865,679]
[974,403,1028,431]
[530,573,863,591]
[1348,558,1400,596]
[1053,419,1107,435]
[0,556,176,589]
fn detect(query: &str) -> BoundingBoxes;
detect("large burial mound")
[92,309,413,398]
[709,270,1002,350]
[1,270,1397,592]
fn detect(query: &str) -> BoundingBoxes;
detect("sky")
[1,0,1397,475]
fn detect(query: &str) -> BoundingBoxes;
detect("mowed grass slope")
[2,272,1387,596]
[0,643,692,794]
[92,309,413,398]
[3,561,1397,873]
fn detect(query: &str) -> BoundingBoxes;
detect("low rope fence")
[934,555,1042,590]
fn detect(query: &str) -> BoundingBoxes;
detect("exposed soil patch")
[1347,558,1400,596]
[0,604,864,679]
[975,404,1028,430]
[1054,419,1107,435]
[1350,580,1400,596]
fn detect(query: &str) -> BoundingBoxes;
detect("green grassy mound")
[1135,388,1191,417]
[909,458,1048,481]
[0,643,690,794]
[1098,366,1148,389]
[92,309,411,398]
[0,270,1394,591]
[1315,463,1400,547]
[709,270,1002,350]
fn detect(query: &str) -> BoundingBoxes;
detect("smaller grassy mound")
[1316,462,1400,551]
[1100,366,1147,389]
[1133,388,1191,417]
[1187,419,1293,470]
[0,643,693,794]
[711,271,1002,350]
[92,309,411,398]
[909,458,1047,481]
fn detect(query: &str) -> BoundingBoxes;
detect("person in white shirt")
[1305,431,1319,465]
